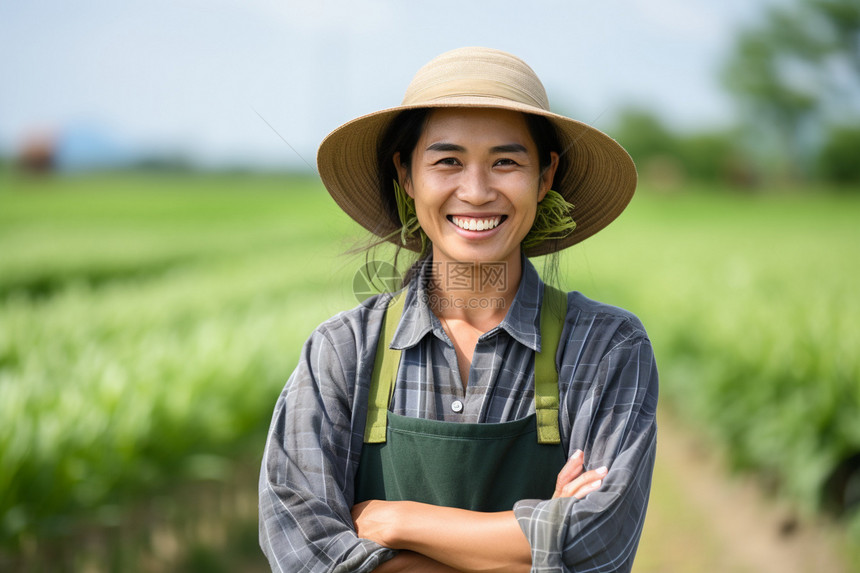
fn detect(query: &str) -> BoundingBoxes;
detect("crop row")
[2,174,858,546]
[567,191,860,530]
[0,174,367,545]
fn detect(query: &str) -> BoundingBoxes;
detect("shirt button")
[451,400,464,413]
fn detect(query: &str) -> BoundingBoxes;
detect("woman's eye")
[495,158,519,167]
[435,157,461,166]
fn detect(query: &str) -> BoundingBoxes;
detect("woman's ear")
[393,152,414,197]
[538,151,560,201]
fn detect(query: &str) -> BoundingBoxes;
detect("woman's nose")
[456,166,496,205]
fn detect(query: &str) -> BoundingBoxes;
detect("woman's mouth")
[449,215,506,232]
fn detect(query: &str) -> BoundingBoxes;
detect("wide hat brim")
[317,48,637,257]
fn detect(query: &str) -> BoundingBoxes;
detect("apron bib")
[354,286,568,512]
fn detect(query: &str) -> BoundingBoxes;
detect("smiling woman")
[394,108,557,276]
[260,47,658,573]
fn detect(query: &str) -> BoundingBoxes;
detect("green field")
[564,188,860,510]
[1,171,859,557]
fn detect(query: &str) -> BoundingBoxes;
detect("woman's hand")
[553,450,608,499]
[352,499,404,548]
[353,502,463,572]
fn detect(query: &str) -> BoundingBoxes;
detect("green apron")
[354,286,568,512]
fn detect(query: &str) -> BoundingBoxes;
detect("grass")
[0,172,363,545]
[566,189,860,515]
[1,171,858,553]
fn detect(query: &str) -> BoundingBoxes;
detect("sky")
[0,0,780,171]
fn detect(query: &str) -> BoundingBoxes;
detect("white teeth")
[452,216,502,231]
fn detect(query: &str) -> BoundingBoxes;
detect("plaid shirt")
[259,258,658,572]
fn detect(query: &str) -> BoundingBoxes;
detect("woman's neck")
[426,249,522,328]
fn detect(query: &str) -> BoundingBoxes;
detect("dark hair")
[523,113,567,189]
[377,108,431,238]
[521,113,569,288]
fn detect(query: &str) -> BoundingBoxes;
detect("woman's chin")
[432,242,521,267]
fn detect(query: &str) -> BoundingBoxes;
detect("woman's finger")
[571,478,602,500]
[553,450,584,498]
[559,466,608,499]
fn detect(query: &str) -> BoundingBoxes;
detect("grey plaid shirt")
[259,258,658,572]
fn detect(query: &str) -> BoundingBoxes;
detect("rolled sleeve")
[514,330,659,572]
[259,324,396,572]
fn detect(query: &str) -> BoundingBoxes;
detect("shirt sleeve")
[259,324,396,573]
[513,328,659,573]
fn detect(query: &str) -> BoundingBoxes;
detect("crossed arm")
[261,314,658,572]
[352,450,608,573]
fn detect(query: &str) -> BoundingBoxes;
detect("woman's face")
[395,108,558,270]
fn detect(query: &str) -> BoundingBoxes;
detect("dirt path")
[634,409,854,573]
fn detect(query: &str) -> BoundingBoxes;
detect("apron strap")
[364,292,406,443]
[363,284,567,444]
[534,284,567,444]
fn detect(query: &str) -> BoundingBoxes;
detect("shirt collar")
[390,254,544,352]
[389,258,439,350]
[497,255,543,351]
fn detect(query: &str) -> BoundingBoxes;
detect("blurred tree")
[722,0,860,182]
[613,108,682,189]
[674,130,745,185]
[613,108,678,160]
[613,107,744,187]
[817,125,860,184]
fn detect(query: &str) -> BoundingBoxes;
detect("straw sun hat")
[317,47,637,257]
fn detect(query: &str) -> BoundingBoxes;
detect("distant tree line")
[610,109,753,189]
[615,0,860,190]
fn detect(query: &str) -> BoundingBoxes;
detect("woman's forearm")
[373,550,462,573]
[399,503,531,573]
[355,501,531,573]
[353,455,607,572]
